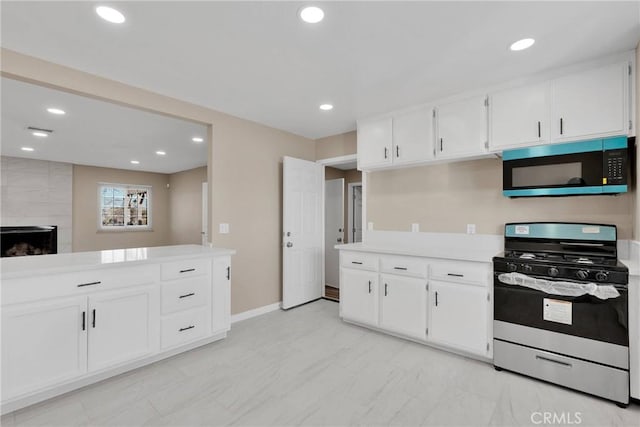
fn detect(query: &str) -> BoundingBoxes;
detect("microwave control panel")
[603,149,627,185]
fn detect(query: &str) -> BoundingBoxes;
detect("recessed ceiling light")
[299,6,324,24]
[96,6,126,24]
[21,147,34,152]
[47,108,66,115]
[155,151,166,156]
[319,104,333,111]
[130,160,140,165]
[510,38,535,51]
[32,131,49,138]
[192,137,204,143]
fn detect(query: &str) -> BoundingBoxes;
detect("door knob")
[286,242,293,248]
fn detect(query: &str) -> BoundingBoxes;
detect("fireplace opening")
[1,226,58,257]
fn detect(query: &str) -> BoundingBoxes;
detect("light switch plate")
[466,224,476,235]
[219,223,230,234]
[367,222,374,231]
[411,223,420,232]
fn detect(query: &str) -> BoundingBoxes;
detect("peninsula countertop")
[0,244,236,279]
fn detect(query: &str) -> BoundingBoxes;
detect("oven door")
[503,149,604,197]
[493,272,628,346]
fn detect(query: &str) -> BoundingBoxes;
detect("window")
[99,184,151,230]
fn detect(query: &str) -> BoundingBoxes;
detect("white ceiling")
[1,77,208,173]
[1,2,640,140]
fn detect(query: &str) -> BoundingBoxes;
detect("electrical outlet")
[219,223,230,234]
[466,224,476,235]
[367,222,374,231]
[411,223,420,232]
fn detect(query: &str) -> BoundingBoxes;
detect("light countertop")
[620,259,639,277]
[334,242,496,264]
[1,244,236,279]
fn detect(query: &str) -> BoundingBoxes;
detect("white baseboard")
[231,301,282,324]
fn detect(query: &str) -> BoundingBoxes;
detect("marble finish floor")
[2,300,638,426]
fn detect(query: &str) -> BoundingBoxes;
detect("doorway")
[348,183,363,244]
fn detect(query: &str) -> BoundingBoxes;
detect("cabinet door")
[379,274,427,340]
[357,117,393,169]
[552,62,628,141]
[88,285,159,372]
[436,95,488,158]
[393,107,434,164]
[1,296,87,399]
[212,256,231,333]
[429,280,489,356]
[340,269,378,326]
[490,82,551,150]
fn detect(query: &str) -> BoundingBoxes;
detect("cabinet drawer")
[161,308,211,349]
[161,258,211,281]
[161,277,211,315]
[2,265,158,305]
[380,255,428,278]
[341,252,378,271]
[430,260,490,286]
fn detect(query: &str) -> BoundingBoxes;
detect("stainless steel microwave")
[502,136,629,197]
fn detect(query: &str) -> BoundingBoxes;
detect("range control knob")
[507,263,518,272]
[548,267,559,277]
[523,264,533,273]
[576,270,589,280]
[595,271,609,282]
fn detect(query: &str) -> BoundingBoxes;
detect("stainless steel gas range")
[492,222,629,406]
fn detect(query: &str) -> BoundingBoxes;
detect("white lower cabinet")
[212,256,231,333]
[379,274,427,340]
[88,285,159,372]
[341,268,378,326]
[428,280,489,356]
[1,296,88,400]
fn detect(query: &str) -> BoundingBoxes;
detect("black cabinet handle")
[394,267,408,271]
[179,325,195,332]
[179,293,195,299]
[227,266,231,280]
[92,309,96,328]
[560,118,563,135]
[447,273,464,277]
[384,147,388,159]
[396,146,400,158]
[77,281,101,288]
[82,311,86,331]
[440,138,443,151]
[384,283,388,296]
[435,291,439,307]
[351,261,363,265]
[368,280,372,294]
[537,121,541,138]
[179,268,196,273]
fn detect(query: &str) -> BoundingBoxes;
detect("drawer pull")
[77,281,101,287]
[447,273,464,278]
[394,267,408,270]
[351,261,363,265]
[536,355,572,368]
[179,268,196,273]
[179,293,195,299]
[179,325,195,332]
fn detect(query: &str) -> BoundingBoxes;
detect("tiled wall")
[1,156,73,253]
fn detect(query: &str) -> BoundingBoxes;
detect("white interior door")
[282,156,324,309]
[202,182,208,246]
[325,178,344,288]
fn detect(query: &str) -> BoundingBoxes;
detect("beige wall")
[324,167,362,243]
[316,131,357,160]
[367,158,634,239]
[168,166,207,245]
[72,165,170,251]
[2,49,315,315]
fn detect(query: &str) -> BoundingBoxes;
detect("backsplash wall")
[367,157,634,239]
[0,156,73,253]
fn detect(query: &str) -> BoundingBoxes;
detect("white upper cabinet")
[357,117,393,169]
[392,107,434,165]
[489,82,551,151]
[552,62,629,141]
[435,95,488,158]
